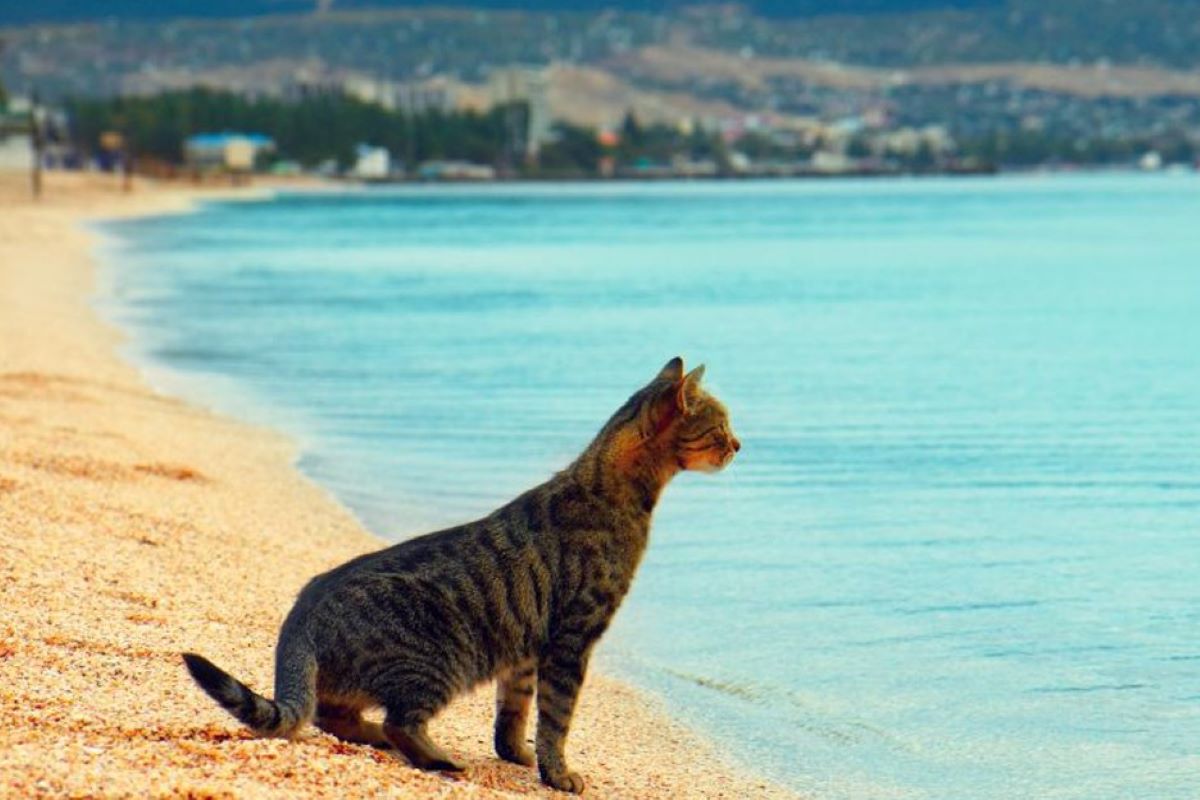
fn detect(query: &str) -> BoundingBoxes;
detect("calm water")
[98,176,1200,799]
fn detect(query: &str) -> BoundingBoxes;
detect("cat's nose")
[731,436,741,453]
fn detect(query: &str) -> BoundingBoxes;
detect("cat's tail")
[182,640,316,738]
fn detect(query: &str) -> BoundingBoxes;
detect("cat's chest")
[565,526,648,590]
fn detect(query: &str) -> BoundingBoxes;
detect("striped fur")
[182,357,739,793]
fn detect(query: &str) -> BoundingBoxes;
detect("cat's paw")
[496,740,536,767]
[403,752,464,772]
[542,770,586,794]
[431,755,465,772]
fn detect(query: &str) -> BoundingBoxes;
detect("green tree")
[537,122,601,176]
[911,140,937,170]
[620,110,642,147]
[0,37,7,111]
[65,89,533,170]
[847,135,872,159]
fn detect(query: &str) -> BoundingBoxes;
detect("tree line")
[65,88,737,177]
[68,89,527,170]
[64,87,1192,177]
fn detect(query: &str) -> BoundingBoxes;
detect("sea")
[96,174,1200,799]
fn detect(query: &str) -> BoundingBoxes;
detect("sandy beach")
[0,172,791,799]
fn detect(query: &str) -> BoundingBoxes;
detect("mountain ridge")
[0,1,1003,27]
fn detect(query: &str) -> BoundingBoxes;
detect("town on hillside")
[2,2,1199,182]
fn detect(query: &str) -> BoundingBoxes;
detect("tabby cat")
[182,357,739,793]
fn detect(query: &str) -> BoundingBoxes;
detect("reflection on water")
[100,175,1200,799]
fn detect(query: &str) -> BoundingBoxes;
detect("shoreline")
[0,172,793,798]
[265,162,1192,188]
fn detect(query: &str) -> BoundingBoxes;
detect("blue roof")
[185,132,274,147]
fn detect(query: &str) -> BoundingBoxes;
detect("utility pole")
[30,89,45,200]
[121,119,134,193]
[405,110,415,179]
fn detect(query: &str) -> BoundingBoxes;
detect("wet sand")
[0,172,793,798]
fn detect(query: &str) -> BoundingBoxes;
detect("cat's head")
[613,357,740,474]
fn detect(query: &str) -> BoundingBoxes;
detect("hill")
[3,2,1198,168]
[4,1,1200,72]
[0,1,1003,27]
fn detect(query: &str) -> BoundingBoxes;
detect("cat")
[182,356,739,793]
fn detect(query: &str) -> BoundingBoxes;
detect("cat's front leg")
[535,640,593,793]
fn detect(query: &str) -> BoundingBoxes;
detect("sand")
[0,172,793,799]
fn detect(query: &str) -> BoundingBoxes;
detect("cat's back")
[288,523,477,618]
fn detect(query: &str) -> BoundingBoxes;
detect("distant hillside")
[3,1,1200,106]
[4,1,1200,69]
[699,0,1200,68]
[0,1,1003,27]
[4,2,1198,167]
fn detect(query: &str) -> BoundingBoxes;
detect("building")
[416,160,496,181]
[487,67,552,160]
[394,79,457,115]
[874,125,954,159]
[0,98,34,172]
[341,75,395,109]
[810,150,854,173]
[326,74,456,115]
[184,133,275,172]
[351,144,391,180]
[0,132,32,172]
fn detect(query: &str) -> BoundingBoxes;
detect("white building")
[417,160,496,181]
[0,99,34,172]
[811,150,854,173]
[0,133,33,172]
[394,79,457,115]
[342,75,395,109]
[1139,151,1163,171]
[184,133,275,172]
[351,144,391,180]
[340,75,457,115]
[487,67,552,159]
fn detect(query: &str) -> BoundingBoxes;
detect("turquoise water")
[98,176,1200,799]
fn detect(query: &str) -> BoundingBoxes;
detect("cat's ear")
[645,358,693,434]
[657,356,685,383]
[677,365,705,414]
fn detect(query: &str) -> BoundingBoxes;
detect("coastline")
[0,172,793,798]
